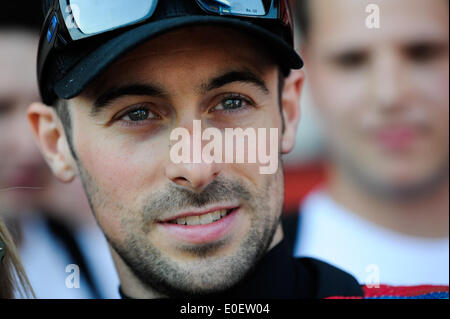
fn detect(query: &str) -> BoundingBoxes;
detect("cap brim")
[54,15,303,100]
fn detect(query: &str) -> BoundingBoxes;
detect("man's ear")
[281,69,304,154]
[28,102,76,183]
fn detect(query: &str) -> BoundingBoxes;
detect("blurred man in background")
[289,0,449,285]
[0,3,119,298]
[0,8,48,216]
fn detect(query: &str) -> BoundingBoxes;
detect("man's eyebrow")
[201,70,269,95]
[92,84,166,115]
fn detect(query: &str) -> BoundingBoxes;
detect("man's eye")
[406,43,446,63]
[332,51,368,70]
[0,99,14,117]
[121,107,159,122]
[211,96,250,113]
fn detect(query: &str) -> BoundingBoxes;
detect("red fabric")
[283,163,326,214]
[363,284,449,297]
[326,296,363,299]
[325,285,449,299]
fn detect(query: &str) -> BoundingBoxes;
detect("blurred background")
[0,2,119,298]
[285,0,448,286]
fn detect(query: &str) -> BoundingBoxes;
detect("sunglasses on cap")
[38,0,294,88]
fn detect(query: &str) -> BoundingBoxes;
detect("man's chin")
[135,261,253,298]
[113,232,267,297]
[173,239,231,258]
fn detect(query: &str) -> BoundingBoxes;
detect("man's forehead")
[0,34,37,66]
[84,25,276,98]
[120,25,270,61]
[0,35,39,97]
[309,0,449,46]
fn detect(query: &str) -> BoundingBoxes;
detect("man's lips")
[375,126,419,150]
[159,205,239,224]
[157,206,241,244]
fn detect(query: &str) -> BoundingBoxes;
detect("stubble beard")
[77,161,284,297]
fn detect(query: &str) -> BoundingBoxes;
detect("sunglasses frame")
[0,239,5,262]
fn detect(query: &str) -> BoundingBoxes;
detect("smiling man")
[28,0,363,298]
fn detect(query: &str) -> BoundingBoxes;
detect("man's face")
[0,31,50,212]
[65,27,291,296]
[304,0,449,197]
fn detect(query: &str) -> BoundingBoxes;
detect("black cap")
[39,0,303,105]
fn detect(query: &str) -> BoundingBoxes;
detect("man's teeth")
[173,209,230,225]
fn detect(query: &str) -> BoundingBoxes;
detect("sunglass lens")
[67,0,158,35]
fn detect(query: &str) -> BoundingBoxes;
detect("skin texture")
[28,26,304,298]
[302,0,449,237]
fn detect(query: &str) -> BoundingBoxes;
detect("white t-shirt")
[294,190,449,286]
[18,215,120,299]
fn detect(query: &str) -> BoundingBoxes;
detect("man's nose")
[371,50,410,111]
[166,161,220,192]
[165,120,221,192]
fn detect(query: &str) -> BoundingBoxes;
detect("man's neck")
[110,247,165,299]
[326,166,449,239]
